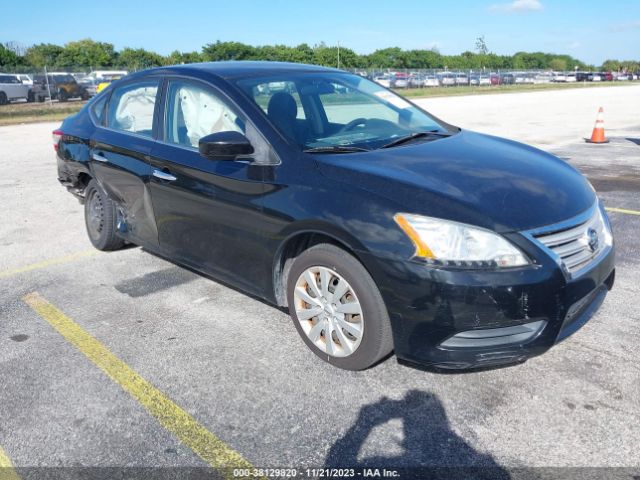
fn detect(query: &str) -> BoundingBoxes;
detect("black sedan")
[55,62,615,371]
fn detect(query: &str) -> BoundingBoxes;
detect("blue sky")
[2,0,638,64]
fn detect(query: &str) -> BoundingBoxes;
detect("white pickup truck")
[0,74,31,104]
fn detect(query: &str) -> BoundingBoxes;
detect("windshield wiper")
[380,130,451,149]
[303,145,371,154]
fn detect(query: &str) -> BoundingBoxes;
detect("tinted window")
[107,80,159,137]
[165,80,243,148]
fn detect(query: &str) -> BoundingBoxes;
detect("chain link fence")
[1,65,639,106]
[343,68,640,88]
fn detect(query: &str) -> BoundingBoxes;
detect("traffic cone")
[586,107,609,144]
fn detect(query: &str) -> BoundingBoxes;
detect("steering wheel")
[339,117,368,133]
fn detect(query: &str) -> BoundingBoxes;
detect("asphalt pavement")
[0,117,638,480]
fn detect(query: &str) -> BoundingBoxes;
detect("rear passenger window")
[107,80,159,137]
[165,80,243,148]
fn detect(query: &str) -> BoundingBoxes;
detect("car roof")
[127,61,341,82]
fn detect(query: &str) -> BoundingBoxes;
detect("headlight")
[394,213,529,268]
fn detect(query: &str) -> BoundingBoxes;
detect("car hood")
[315,130,595,232]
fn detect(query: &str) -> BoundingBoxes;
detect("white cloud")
[489,0,543,13]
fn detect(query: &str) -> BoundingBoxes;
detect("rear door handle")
[152,169,177,182]
[92,152,108,162]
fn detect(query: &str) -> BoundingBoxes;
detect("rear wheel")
[84,180,125,251]
[0,92,7,105]
[286,244,393,370]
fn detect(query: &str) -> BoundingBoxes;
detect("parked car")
[30,75,55,102]
[532,72,552,84]
[373,75,391,88]
[55,62,615,371]
[95,75,124,94]
[490,73,502,85]
[469,75,480,86]
[438,73,456,86]
[409,75,425,88]
[614,72,632,81]
[78,70,129,97]
[0,74,30,104]
[455,73,469,85]
[500,73,515,85]
[588,73,602,82]
[16,74,33,86]
[601,72,614,81]
[565,72,577,82]
[424,75,440,87]
[49,73,90,101]
[391,72,409,88]
[514,73,527,84]
[552,72,567,82]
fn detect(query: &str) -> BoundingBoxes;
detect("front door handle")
[152,169,177,182]
[92,152,108,162]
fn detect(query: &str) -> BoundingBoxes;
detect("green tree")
[165,50,202,65]
[601,59,620,71]
[56,39,116,68]
[116,47,164,70]
[548,58,567,71]
[0,43,20,66]
[24,43,64,68]
[201,41,255,61]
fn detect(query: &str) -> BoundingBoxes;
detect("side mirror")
[199,131,254,160]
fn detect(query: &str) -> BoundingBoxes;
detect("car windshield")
[235,72,450,151]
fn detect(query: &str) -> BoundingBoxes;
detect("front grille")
[528,204,611,277]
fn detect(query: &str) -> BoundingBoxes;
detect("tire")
[0,92,7,105]
[58,89,68,102]
[84,179,125,251]
[286,243,393,370]
[37,95,45,103]
[27,91,35,103]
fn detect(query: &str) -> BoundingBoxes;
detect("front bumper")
[361,241,615,370]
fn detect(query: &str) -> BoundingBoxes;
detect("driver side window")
[165,80,244,148]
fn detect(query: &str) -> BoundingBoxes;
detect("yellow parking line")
[0,250,97,280]
[0,446,20,480]
[605,207,640,216]
[22,292,255,479]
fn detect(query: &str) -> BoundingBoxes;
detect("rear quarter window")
[90,94,108,125]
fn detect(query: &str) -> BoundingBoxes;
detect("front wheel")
[58,89,68,102]
[84,180,125,251]
[287,244,393,370]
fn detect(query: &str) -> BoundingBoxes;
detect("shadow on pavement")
[325,389,512,480]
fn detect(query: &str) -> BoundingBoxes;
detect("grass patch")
[0,101,85,126]
[395,81,639,98]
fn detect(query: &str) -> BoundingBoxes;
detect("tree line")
[1,38,638,73]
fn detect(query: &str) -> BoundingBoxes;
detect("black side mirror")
[199,131,254,160]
